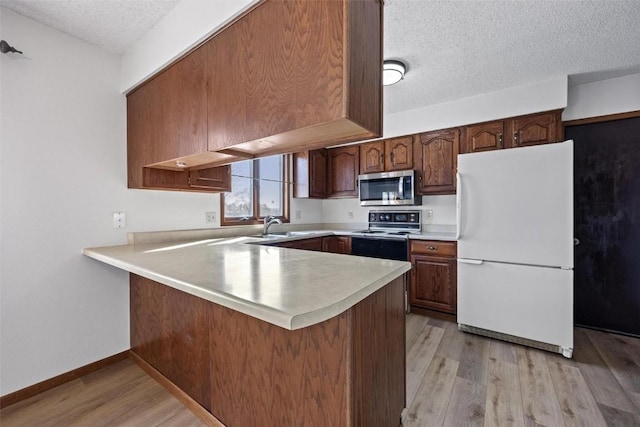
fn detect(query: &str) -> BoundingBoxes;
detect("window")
[221,155,289,225]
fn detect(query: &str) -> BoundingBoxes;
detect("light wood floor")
[405,314,640,427]
[2,314,639,426]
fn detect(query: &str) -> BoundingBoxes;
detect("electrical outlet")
[426,210,434,220]
[295,210,301,220]
[348,211,354,219]
[205,212,216,223]
[113,212,126,229]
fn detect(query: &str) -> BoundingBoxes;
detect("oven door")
[351,236,409,261]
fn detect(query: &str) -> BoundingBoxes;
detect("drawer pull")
[428,246,436,250]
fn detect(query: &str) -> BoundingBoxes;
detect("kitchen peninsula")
[83,233,410,426]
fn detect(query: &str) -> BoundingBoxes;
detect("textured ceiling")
[2,0,639,115]
[0,0,181,54]
[383,0,640,115]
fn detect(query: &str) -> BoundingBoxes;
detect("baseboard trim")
[129,350,225,427]
[409,306,457,322]
[0,351,129,409]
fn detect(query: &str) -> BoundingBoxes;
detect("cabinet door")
[189,166,231,191]
[414,129,459,195]
[410,254,457,314]
[327,146,360,198]
[293,150,327,198]
[322,236,351,254]
[141,166,230,193]
[512,111,561,148]
[463,120,505,153]
[297,237,324,252]
[360,141,385,174]
[127,47,207,189]
[385,136,413,171]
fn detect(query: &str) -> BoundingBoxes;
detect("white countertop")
[83,234,411,331]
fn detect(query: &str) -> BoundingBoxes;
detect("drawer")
[410,240,457,257]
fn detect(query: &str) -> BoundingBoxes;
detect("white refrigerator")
[457,140,574,358]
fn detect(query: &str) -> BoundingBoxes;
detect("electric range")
[351,210,421,261]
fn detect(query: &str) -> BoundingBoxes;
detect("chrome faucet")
[263,215,283,235]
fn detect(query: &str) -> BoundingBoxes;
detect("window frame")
[220,154,290,226]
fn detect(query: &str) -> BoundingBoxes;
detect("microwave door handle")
[398,177,404,200]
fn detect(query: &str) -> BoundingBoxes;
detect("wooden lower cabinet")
[409,240,457,314]
[130,274,406,427]
[322,236,351,254]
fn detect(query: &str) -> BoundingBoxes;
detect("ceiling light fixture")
[383,60,406,86]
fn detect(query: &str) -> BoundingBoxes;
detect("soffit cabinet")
[127,0,383,191]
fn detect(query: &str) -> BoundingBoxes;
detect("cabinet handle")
[390,151,395,165]
[498,133,503,148]
[428,246,436,251]
[513,131,519,146]
[380,153,384,164]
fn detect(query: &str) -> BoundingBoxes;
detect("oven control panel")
[369,210,421,224]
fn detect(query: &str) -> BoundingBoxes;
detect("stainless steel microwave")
[358,170,421,206]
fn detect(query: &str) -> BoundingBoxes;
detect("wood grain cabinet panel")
[360,141,385,174]
[327,146,360,198]
[128,0,383,192]
[385,136,414,171]
[463,120,506,153]
[129,273,406,427]
[409,240,457,314]
[360,136,414,174]
[512,111,562,148]
[414,129,460,195]
[322,236,351,254]
[293,149,328,198]
[205,0,382,156]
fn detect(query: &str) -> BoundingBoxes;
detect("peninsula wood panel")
[130,275,212,411]
[128,274,406,427]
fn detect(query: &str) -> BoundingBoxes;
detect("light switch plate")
[205,212,216,223]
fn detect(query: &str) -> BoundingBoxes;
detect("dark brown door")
[568,115,640,336]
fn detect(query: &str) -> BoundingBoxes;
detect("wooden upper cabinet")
[206,0,382,156]
[463,120,505,153]
[127,47,206,189]
[385,136,413,171]
[414,129,460,195]
[360,141,385,174]
[360,136,413,174]
[462,110,563,153]
[512,111,562,148]
[293,149,328,198]
[327,146,360,198]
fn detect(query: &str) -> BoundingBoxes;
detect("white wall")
[563,72,640,121]
[121,0,257,93]
[0,8,225,396]
[322,76,569,227]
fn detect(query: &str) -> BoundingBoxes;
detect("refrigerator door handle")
[456,172,462,239]
[458,258,484,265]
